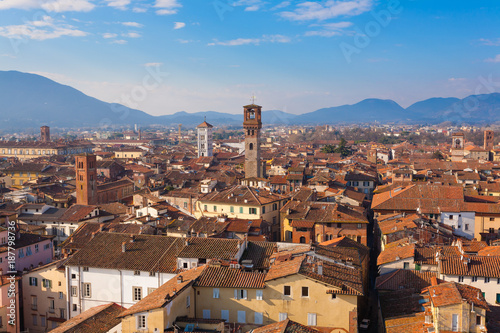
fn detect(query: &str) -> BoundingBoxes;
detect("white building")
[197,119,214,157]
[65,233,185,318]
[440,211,475,240]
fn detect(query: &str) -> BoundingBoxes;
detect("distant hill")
[1,70,500,129]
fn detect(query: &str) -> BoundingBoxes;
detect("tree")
[432,151,445,160]
[321,144,336,154]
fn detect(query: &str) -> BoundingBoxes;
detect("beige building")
[114,148,146,159]
[22,259,68,332]
[119,266,205,333]
[0,141,93,161]
[195,185,287,241]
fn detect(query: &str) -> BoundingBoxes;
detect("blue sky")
[0,0,499,116]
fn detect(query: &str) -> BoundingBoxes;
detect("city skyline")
[0,0,499,116]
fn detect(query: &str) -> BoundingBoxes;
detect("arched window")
[249,143,254,150]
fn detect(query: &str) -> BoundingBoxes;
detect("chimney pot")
[121,242,126,253]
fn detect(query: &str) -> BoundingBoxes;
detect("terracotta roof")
[477,246,500,256]
[251,319,321,333]
[439,255,500,278]
[199,185,285,206]
[120,266,205,317]
[265,255,305,281]
[377,244,415,266]
[195,266,266,288]
[65,233,185,272]
[178,237,243,260]
[376,269,439,292]
[59,205,97,222]
[378,214,419,235]
[425,281,488,309]
[240,241,277,270]
[49,302,125,333]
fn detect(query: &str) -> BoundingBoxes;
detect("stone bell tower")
[243,103,262,178]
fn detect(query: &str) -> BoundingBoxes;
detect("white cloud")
[133,7,147,13]
[122,32,141,38]
[208,34,291,46]
[245,5,260,11]
[173,22,185,30]
[305,21,353,37]
[479,38,500,46]
[271,1,291,10]
[485,54,500,63]
[0,0,96,13]
[144,62,163,67]
[104,0,130,10]
[111,39,127,44]
[155,0,181,15]
[0,16,88,40]
[122,22,143,28]
[280,0,372,21]
[102,32,118,39]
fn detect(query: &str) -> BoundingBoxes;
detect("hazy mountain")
[292,99,409,124]
[0,70,156,129]
[1,70,500,129]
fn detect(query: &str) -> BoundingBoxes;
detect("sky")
[0,0,499,116]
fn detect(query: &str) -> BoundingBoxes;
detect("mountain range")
[1,70,499,130]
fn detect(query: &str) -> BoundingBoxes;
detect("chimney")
[177,275,183,283]
[317,262,323,275]
[121,242,127,253]
[431,276,438,286]
[99,224,103,232]
[130,235,135,243]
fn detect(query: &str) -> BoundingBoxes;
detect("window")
[213,288,220,299]
[403,262,410,270]
[472,276,478,282]
[18,248,24,258]
[262,206,266,214]
[307,313,317,326]
[31,296,37,310]
[498,278,500,284]
[137,315,147,329]
[49,299,55,312]
[477,315,482,325]
[73,304,77,312]
[83,267,89,272]
[133,287,142,301]
[497,293,500,304]
[485,277,491,283]
[249,208,257,214]
[283,286,291,296]
[234,289,247,300]
[59,292,64,299]
[204,205,208,211]
[71,286,77,297]
[273,203,278,210]
[449,215,454,220]
[82,283,91,297]
[331,293,336,299]
[134,270,140,276]
[279,313,288,321]
[465,224,469,230]
[256,290,263,300]
[184,202,188,209]
[203,310,211,319]
[40,316,46,327]
[490,218,495,222]
[214,206,217,212]
[239,207,243,213]
[147,287,157,295]
[221,310,229,322]
[60,308,65,319]
[32,314,37,326]
[26,246,32,256]
[149,271,155,277]
[230,206,234,213]
[29,277,38,286]
[35,244,39,253]
[357,223,362,229]
[186,295,190,308]
[237,311,246,323]
[337,223,342,228]
[451,314,458,331]
[42,279,52,289]
[458,276,464,283]
[301,286,309,297]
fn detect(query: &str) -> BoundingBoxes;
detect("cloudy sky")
[0,0,499,115]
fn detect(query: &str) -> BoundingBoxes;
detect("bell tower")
[243,103,262,178]
[75,154,97,205]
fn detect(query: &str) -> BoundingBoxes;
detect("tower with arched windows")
[75,154,97,205]
[243,103,262,178]
[197,119,213,157]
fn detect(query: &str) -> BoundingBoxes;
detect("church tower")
[75,154,97,205]
[197,118,213,157]
[451,132,465,162]
[243,103,262,178]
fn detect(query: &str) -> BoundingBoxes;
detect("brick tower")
[484,130,494,151]
[75,154,97,205]
[243,103,262,178]
[40,126,50,142]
